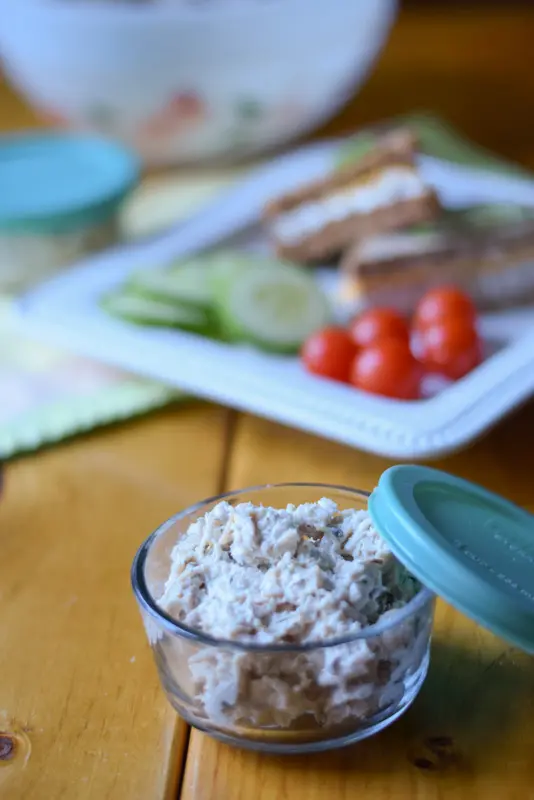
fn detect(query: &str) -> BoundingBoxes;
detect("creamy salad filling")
[357,231,449,264]
[157,498,429,732]
[272,168,427,245]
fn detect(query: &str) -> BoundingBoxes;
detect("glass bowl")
[131,483,435,754]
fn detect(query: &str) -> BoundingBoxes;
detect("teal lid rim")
[369,465,534,654]
[0,132,140,234]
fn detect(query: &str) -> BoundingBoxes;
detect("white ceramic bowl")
[0,0,397,166]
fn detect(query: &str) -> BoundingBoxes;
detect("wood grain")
[181,407,534,800]
[0,74,40,132]
[1,3,534,800]
[0,405,230,800]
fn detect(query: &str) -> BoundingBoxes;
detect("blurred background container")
[0,0,397,167]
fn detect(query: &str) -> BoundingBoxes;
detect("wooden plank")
[0,404,230,800]
[0,73,40,132]
[2,5,534,799]
[181,406,534,800]
[179,6,534,796]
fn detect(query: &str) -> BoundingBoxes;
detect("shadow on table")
[256,635,534,777]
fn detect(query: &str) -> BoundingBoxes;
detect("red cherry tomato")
[350,338,422,400]
[301,327,358,383]
[419,320,482,380]
[413,286,477,332]
[349,307,410,349]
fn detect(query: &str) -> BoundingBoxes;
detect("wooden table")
[2,5,534,799]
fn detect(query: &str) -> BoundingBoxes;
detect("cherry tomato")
[419,319,482,380]
[350,338,422,400]
[413,286,477,332]
[301,327,358,383]
[349,307,410,349]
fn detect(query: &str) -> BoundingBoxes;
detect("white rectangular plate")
[15,140,534,460]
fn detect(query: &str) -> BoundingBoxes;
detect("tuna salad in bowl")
[131,483,434,753]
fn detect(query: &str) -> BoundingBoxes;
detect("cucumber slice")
[129,260,213,310]
[208,252,263,298]
[101,290,212,333]
[215,262,330,353]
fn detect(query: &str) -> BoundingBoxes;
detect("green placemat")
[0,298,181,459]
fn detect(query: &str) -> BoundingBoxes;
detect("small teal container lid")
[369,465,534,654]
[0,132,140,234]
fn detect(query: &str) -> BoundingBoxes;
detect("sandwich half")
[263,129,440,263]
[339,210,534,313]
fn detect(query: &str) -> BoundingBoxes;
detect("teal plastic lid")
[0,133,139,233]
[369,465,534,654]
